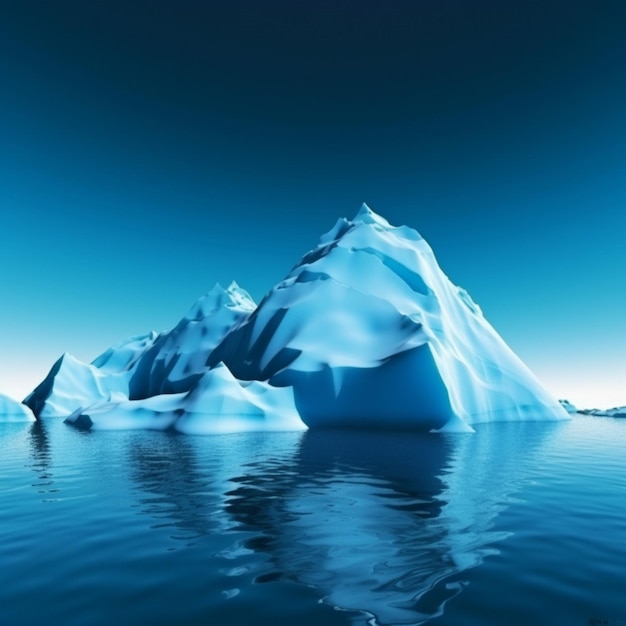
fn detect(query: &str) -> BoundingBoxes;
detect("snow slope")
[0,393,35,422]
[25,204,568,432]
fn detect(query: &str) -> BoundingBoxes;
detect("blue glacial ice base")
[24,204,569,433]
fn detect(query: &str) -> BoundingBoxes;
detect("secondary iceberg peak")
[24,283,258,419]
[25,204,568,433]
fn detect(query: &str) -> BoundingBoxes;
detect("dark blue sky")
[1,1,625,406]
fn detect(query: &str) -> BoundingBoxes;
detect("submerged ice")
[24,204,568,432]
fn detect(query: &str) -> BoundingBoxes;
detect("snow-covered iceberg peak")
[212,204,568,431]
[352,201,391,227]
[123,281,257,399]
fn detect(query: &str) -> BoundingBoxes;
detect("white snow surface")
[26,205,568,433]
[0,393,35,422]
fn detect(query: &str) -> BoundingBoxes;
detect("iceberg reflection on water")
[181,423,553,625]
[3,416,564,626]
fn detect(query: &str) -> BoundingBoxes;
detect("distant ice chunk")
[582,405,626,418]
[0,393,35,422]
[559,399,578,414]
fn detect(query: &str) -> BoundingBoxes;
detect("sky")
[1,0,625,408]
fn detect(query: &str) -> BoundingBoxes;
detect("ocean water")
[1,415,625,626]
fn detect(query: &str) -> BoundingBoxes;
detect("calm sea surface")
[1,415,625,626]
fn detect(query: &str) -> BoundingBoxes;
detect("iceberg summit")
[24,204,569,433]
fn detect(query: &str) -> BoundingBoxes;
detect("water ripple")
[3,417,624,626]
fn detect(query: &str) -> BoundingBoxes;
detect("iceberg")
[0,392,35,422]
[581,406,626,418]
[559,399,578,414]
[25,204,568,432]
[211,204,568,431]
